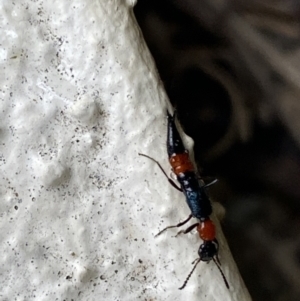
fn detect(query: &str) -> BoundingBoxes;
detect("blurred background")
[134,1,300,300]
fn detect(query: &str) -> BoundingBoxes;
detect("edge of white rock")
[0,1,252,300]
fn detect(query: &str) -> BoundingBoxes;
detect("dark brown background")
[134,1,300,300]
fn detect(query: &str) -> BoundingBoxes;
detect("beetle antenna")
[178,258,201,290]
[213,257,230,289]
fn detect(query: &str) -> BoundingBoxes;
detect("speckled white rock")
[0,1,252,300]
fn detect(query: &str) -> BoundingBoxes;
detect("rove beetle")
[139,111,229,290]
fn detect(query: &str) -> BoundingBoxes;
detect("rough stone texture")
[0,1,251,300]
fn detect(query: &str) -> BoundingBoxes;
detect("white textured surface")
[0,1,252,300]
